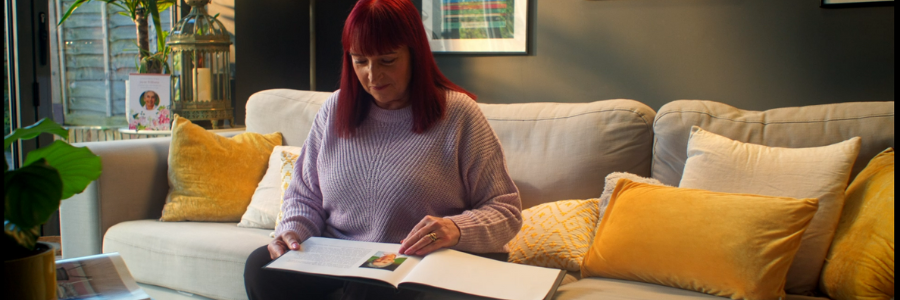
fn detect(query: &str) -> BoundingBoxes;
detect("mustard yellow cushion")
[820,148,895,300]
[582,179,819,300]
[161,115,282,222]
[507,199,599,272]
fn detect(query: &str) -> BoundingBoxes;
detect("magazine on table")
[55,252,150,300]
[126,73,172,131]
[264,237,566,300]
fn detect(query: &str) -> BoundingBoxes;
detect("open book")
[55,252,150,300]
[265,237,566,300]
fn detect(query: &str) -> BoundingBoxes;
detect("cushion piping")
[654,110,894,127]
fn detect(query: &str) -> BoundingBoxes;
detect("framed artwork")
[421,0,528,54]
[126,74,172,131]
[822,0,894,7]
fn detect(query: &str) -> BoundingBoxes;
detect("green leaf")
[57,0,92,26]
[4,160,63,228]
[4,221,41,251]
[24,140,102,200]
[4,118,68,150]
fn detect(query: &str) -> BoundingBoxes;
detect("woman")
[140,90,159,111]
[244,0,522,299]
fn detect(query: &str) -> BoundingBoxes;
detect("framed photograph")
[421,0,528,54]
[822,0,894,7]
[126,74,172,131]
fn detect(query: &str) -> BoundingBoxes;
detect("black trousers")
[244,245,422,300]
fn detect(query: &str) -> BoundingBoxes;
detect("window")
[54,0,171,127]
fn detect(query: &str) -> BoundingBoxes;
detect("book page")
[402,249,563,300]
[265,237,421,287]
[55,253,150,300]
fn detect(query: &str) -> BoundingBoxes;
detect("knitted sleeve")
[275,93,336,242]
[445,97,524,253]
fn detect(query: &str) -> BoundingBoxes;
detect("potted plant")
[58,0,177,74]
[4,118,102,299]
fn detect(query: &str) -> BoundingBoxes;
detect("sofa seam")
[254,91,325,105]
[104,236,248,264]
[654,110,894,126]
[487,108,654,128]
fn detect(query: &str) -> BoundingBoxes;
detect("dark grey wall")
[433,0,894,111]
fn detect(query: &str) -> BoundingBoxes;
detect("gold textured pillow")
[821,148,894,300]
[507,199,599,272]
[271,149,301,237]
[161,115,282,222]
[582,179,819,300]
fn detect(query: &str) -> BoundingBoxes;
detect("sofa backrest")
[246,89,657,209]
[652,100,895,187]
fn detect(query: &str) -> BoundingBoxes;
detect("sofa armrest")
[59,129,247,258]
[60,137,173,258]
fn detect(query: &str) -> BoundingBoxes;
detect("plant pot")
[3,242,56,300]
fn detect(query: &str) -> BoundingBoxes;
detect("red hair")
[335,0,476,137]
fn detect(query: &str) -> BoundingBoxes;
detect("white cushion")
[679,126,860,295]
[595,172,669,229]
[238,146,303,229]
[103,220,272,300]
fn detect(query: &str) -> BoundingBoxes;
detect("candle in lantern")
[194,68,213,102]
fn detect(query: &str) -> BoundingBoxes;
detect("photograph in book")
[266,237,566,300]
[359,252,408,271]
[127,73,172,131]
[55,253,150,300]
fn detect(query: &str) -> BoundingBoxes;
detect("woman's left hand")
[398,215,460,256]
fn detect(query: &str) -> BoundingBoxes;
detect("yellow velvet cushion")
[161,115,282,221]
[582,179,819,300]
[507,199,599,271]
[820,148,895,300]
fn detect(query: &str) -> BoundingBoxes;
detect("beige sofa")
[60,89,894,300]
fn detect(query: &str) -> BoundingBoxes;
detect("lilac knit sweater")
[277,90,523,253]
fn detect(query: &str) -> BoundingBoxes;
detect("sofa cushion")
[238,146,303,229]
[507,199,599,272]
[680,127,860,295]
[582,179,818,300]
[652,100,894,187]
[476,100,655,208]
[553,277,831,300]
[820,148,895,300]
[246,90,657,209]
[103,220,273,300]
[161,116,282,222]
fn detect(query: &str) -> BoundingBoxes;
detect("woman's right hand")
[268,231,303,259]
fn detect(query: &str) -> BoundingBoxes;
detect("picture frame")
[126,74,173,131]
[821,0,894,7]
[421,0,528,54]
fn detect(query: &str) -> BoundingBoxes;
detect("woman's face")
[143,91,157,109]
[350,46,412,110]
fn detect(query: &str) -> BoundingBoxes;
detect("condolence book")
[265,237,566,300]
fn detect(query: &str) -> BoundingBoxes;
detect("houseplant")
[58,0,177,74]
[4,118,102,298]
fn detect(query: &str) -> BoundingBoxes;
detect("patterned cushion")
[271,149,302,237]
[507,199,600,271]
[239,146,303,229]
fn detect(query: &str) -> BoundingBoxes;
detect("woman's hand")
[399,216,461,256]
[268,231,303,260]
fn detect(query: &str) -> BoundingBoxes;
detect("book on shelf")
[55,252,150,300]
[265,237,567,300]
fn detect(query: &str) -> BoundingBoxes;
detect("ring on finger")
[428,232,439,242]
